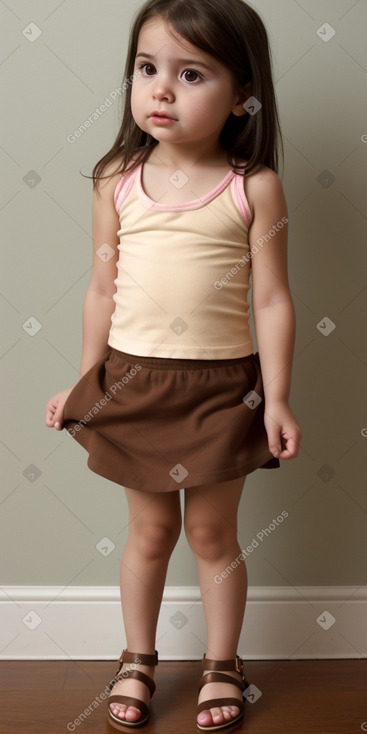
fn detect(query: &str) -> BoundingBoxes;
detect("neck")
[149,141,229,171]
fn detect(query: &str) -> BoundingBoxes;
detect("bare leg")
[109,486,181,723]
[184,476,247,728]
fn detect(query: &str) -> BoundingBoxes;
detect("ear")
[231,81,253,117]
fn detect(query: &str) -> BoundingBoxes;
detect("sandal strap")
[197,696,245,716]
[197,654,249,727]
[201,654,248,686]
[109,649,158,693]
[118,649,158,666]
[111,669,156,696]
[108,694,149,722]
[201,654,243,673]
[198,671,244,694]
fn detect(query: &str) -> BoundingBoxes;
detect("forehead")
[136,17,211,61]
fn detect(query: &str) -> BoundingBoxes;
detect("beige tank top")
[108,160,254,359]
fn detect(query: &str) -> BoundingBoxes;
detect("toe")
[109,703,127,719]
[197,705,240,727]
[125,705,143,722]
[211,706,226,724]
[197,706,224,726]
[221,705,240,721]
[109,703,142,722]
[197,710,208,724]
[197,709,214,726]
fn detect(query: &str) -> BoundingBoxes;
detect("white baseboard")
[1,586,366,660]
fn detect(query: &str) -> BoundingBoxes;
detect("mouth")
[150,110,175,120]
[150,111,177,122]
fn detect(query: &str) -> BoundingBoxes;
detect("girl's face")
[131,17,247,155]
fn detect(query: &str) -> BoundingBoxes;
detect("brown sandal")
[107,649,158,730]
[197,654,250,731]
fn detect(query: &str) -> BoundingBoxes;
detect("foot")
[197,669,243,728]
[108,662,156,723]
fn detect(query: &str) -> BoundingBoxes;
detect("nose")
[152,73,175,103]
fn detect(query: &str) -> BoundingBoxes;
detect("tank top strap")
[114,167,138,214]
[230,167,253,228]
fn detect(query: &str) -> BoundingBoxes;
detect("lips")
[150,111,176,120]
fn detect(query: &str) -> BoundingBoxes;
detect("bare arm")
[245,167,302,459]
[45,162,122,428]
[80,167,122,375]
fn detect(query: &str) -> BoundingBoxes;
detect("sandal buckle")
[118,648,127,665]
[235,655,246,682]
[115,648,127,676]
[108,648,128,691]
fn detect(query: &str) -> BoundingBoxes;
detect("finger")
[54,415,64,430]
[279,436,299,459]
[267,431,283,458]
[54,400,68,429]
[264,420,281,453]
[45,405,56,426]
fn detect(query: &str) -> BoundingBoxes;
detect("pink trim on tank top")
[113,159,253,222]
[137,163,236,211]
[231,174,253,228]
[114,174,135,213]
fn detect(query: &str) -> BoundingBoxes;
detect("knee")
[185,522,230,562]
[133,522,180,561]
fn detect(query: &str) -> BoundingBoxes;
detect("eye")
[182,69,202,83]
[139,62,156,76]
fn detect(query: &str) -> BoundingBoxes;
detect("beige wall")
[1,0,366,590]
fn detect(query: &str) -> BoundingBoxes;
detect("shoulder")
[94,157,125,199]
[243,165,286,221]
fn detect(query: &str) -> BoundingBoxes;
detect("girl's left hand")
[263,401,302,460]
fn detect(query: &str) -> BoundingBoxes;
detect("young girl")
[46,0,301,730]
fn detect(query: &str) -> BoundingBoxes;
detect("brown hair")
[91,0,283,189]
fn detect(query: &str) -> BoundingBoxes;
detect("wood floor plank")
[0,660,365,733]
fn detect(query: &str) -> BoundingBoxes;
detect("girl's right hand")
[45,385,76,431]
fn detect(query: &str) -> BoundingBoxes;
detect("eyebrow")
[135,52,213,71]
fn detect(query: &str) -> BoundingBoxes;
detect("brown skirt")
[62,347,279,492]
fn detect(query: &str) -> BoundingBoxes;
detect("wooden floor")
[0,659,366,733]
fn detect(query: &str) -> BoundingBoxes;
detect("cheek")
[130,87,152,135]
[130,84,138,111]
[187,95,224,126]
[130,85,143,122]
